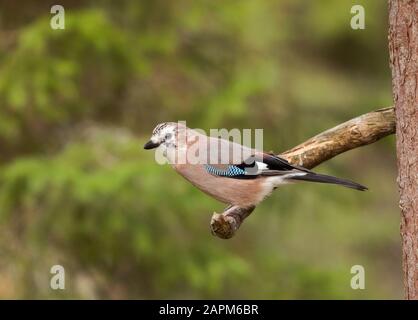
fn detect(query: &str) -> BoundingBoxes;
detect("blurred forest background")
[0,0,401,299]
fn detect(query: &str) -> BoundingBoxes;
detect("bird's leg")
[210,205,256,239]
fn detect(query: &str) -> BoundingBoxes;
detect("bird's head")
[144,122,180,151]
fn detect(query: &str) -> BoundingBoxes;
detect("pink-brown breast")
[173,164,267,207]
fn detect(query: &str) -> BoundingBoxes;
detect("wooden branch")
[280,107,396,169]
[210,205,255,239]
[210,107,396,239]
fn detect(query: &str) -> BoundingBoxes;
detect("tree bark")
[280,107,396,169]
[210,107,396,239]
[388,0,418,300]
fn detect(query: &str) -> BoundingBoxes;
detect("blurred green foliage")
[0,0,401,298]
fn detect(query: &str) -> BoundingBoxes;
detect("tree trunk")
[388,0,418,299]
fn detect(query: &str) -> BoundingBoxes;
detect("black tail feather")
[289,173,368,191]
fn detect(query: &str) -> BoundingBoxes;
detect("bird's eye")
[165,133,172,140]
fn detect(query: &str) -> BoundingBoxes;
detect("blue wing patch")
[204,164,246,177]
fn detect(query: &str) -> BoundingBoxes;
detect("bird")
[144,122,367,209]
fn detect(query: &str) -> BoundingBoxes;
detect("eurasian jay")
[144,122,367,209]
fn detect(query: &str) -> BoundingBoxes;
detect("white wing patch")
[255,161,268,173]
[243,161,268,175]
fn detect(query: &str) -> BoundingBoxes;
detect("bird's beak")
[144,140,160,150]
